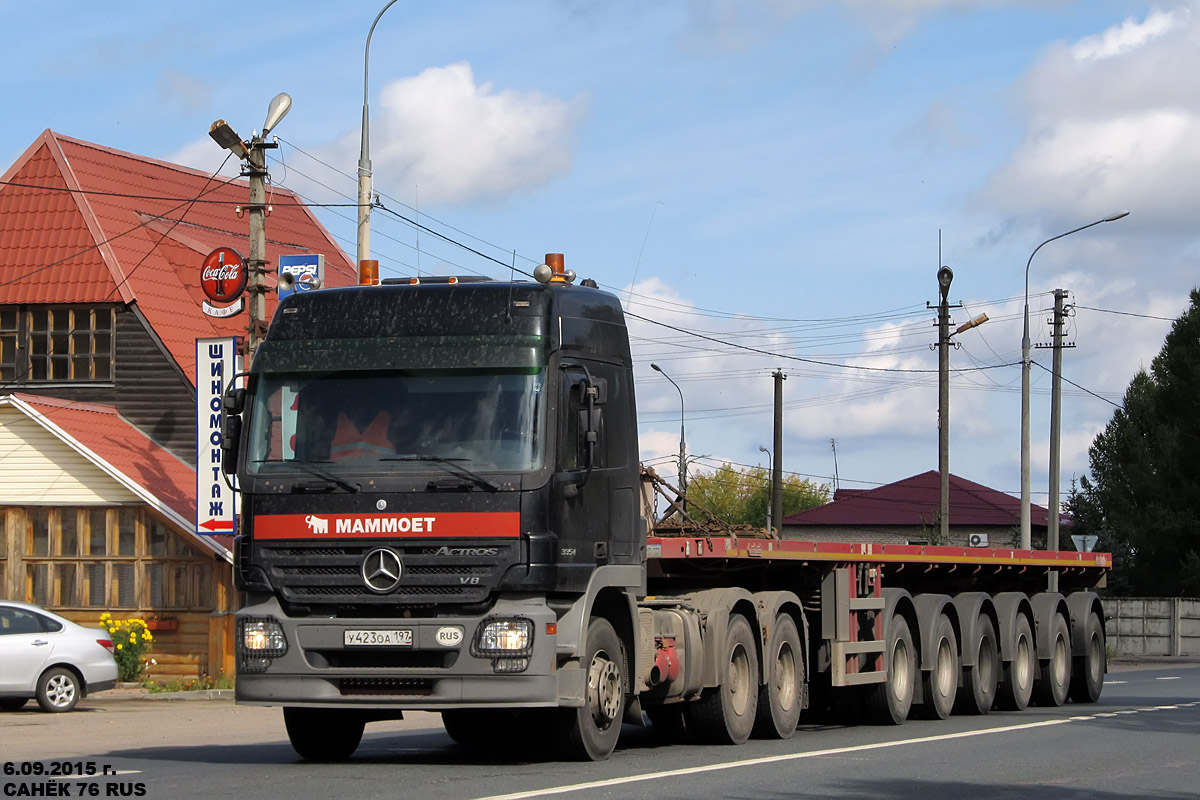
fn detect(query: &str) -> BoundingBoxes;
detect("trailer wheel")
[865,614,916,725]
[917,615,958,720]
[753,613,803,739]
[955,615,998,716]
[996,613,1035,711]
[559,617,625,761]
[1033,613,1072,707]
[686,613,759,744]
[283,707,364,761]
[1069,611,1106,704]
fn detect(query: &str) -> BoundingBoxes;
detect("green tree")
[687,463,830,528]
[1073,288,1200,595]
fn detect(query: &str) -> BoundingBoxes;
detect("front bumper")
[234,595,561,709]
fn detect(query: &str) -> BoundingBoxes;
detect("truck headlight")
[238,618,287,672]
[472,618,534,657]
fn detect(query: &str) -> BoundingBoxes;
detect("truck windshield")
[245,368,546,476]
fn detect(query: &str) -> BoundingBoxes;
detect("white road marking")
[477,703,1200,800]
[1155,676,1181,681]
[1103,680,1126,685]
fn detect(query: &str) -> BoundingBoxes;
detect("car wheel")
[37,667,80,713]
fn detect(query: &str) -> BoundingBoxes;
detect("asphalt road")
[2,660,1197,800]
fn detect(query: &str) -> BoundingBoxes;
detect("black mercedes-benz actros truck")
[225,255,647,760]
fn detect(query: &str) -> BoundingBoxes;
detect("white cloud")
[365,63,587,206]
[1070,8,1180,61]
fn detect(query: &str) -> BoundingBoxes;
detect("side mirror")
[223,387,246,415]
[221,416,242,475]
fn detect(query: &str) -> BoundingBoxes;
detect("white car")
[0,601,118,712]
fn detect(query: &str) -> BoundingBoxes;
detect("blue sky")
[4,1,1196,506]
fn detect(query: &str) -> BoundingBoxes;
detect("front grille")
[308,649,458,669]
[339,678,434,696]
[257,540,518,608]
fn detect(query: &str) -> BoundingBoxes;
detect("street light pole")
[358,0,400,278]
[1020,211,1128,550]
[651,363,687,504]
[759,445,772,533]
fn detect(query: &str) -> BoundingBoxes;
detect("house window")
[8,507,217,612]
[0,306,115,384]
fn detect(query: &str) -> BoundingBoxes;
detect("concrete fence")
[1102,597,1200,657]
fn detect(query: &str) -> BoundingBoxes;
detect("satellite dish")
[262,93,293,137]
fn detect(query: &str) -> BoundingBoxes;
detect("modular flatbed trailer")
[224,260,1112,762]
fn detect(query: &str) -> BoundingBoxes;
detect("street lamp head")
[759,445,768,453]
[262,92,292,137]
[1103,210,1130,223]
[651,363,663,373]
[208,120,246,157]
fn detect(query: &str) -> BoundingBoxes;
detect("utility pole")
[933,267,956,543]
[1042,288,1072,590]
[244,139,272,364]
[208,93,292,367]
[771,369,786,537]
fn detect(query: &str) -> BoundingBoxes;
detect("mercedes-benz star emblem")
[361,547,403,593]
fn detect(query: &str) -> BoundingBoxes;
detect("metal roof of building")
[784,470,1057,529]
[0,130,358,378]
[1,392,229,559]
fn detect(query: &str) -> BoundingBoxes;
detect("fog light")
[238,618,287,673]
[472,618,534,657]
[491,657,530,673]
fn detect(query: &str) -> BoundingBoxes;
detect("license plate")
[344,629,413,647]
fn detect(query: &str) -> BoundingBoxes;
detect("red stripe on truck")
[254,512,520,540]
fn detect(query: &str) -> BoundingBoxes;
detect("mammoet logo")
[306,515,329,534]
[431,546,500,557]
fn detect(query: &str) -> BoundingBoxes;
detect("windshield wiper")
[382,454,501,493]
[253,459,361,494]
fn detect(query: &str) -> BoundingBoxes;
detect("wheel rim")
[1052,634,1070,686]
[46,674,76,708]
[935,639,954,696]
[775,640,797,712]
[1087,633,1103,684]
[587,650,621,728]
[729,642,752,716]
[1014,633,1032,690]
[891,636,912,701]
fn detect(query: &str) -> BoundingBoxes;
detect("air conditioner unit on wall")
[967,533,989,548]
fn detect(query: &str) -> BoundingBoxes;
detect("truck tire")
[996,613,1035,711]
[1033,613,1072,707]
[865,614,916,725]
[752,613,803,739]
[559,617,625,761]
[1069,611,1106,704]
[283,707,365,761]
[36,667,80,713]
[917,614,958,720]
[686,613,759,744]
[955,615,998,716]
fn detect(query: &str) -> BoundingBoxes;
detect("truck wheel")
[955,615,999,715]
[1033,613,1072,707]
[686,613,759,744]
[996,613,1035,711]
[559,617,625,761]
[753,613,803,739]
[283,707,365,761]
[865,614,916,725]
[1069,612,1106,704]
[917,615,958,720]
[36,667,80,713]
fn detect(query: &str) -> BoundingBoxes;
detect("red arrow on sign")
[199,519,235,532]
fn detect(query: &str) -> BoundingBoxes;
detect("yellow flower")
[143,632,153,642]
[130,634,137,643]
[109,627,117,634]
[116,644,123,650]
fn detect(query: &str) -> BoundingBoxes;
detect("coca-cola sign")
[201,246,248,303]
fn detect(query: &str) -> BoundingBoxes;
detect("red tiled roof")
[784,470,1058,529]
[0,130,358,378]
[3,393,229,558]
